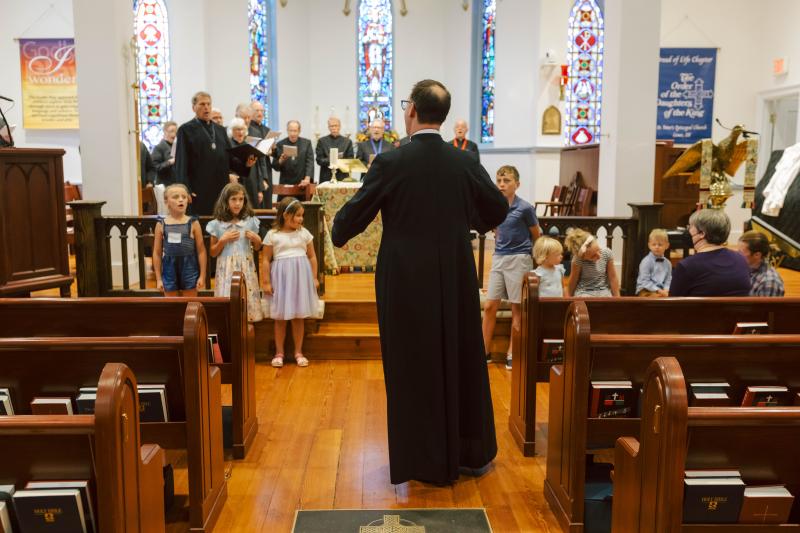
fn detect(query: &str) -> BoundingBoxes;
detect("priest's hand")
[246,155,257,167]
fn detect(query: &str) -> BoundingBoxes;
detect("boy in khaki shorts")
[481,165,541,369]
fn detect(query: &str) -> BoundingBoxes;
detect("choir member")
[449,119,480,162]
[151,121,177,186]
[249,101,274,208]
[271,120,314,200]
[356,118,395,170]
[316,117,354,183]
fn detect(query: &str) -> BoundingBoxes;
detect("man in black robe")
[140,142,156,187]
[249,101,274,207]
[316,117,354,183]
[332,80,507,486]
[271,120,314,199]
[356,118,395,171]
[175,91,253,215]
[449,119,480,163]
[151,121,177,186]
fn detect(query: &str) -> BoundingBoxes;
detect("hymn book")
[13,488,87,533]
[738,485,794,524]
[732,322,769,335]
[542,339,564,363]
[138,385,168,422]
[0,502,10,533]
[75,388,97,415]
[0,486,15,532]
[683,477,745,524]
[282,145,298,158]
[741,386,790,407]
[207,334,224,364]
[689,382,731,407]
[590,381,633,418]
[30,397,73,415]
[227,136,276,160]
[0,388,12,415]
[25,481,96,533]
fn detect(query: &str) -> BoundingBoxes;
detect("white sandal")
[271,354,284,368]
[295,354,309,367]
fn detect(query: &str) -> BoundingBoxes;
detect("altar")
[317,181,382,274]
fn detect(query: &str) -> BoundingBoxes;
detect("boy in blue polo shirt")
[482,165,541,369]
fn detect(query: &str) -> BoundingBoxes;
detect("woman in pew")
[153,183,207,296]
[565,228,620,297]
[669,209,751,296]
[206,183,264,321]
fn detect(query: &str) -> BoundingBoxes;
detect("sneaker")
[505,355,512,370]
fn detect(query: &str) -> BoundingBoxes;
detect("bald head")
[454,120,469,140]
[251,101,265,123]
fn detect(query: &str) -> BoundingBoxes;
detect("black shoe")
[459,463,493,478]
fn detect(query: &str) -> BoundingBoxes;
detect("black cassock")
[448,138,481,164]
[331,133,507,485]
[175,118,239,215]
[249,120,273,208]
[316,134,354,183]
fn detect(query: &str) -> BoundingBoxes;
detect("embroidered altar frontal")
[292,508,492,532]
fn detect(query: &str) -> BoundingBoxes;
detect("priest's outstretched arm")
[469,162,508,234]
[331,157,385,247]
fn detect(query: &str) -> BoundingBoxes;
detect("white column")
[597,0,661,216]
[204,0,250,122]
[72,0,138,215]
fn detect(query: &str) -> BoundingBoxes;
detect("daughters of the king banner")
[18,38,79,129]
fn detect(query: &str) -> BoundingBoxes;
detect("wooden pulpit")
[0,148,72,296]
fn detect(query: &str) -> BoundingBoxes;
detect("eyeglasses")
[401,99,412,110]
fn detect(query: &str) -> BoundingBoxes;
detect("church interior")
[4,0,800,532]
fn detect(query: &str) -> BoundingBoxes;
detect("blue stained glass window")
[134,0,172,151]
[249,0,274,126]
[479,0,496,144]
[358,0,393,131]
[565,0,604,145]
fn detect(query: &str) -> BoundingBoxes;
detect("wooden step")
[321,300,378,323]
[304,322,381,359]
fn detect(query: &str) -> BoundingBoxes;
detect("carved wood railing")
[69,201,325,297]
[476,203,662,295]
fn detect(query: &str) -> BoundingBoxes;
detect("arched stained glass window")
[249,0,275,126]
[479,0,496,144]
[565,0,604,146]
[357,0,393,131]
[134,0,172,150]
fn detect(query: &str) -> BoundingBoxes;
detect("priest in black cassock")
[449,119,480,163]
[175,91,254,215]
[271,120,314,199]
[332,80,507,486]
[151,121,177,186]
[316,117,354,183]
[249,101,274,207]
[356,118,395,170]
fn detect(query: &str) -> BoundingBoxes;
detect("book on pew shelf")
[689,382,732,406]
[0,486,17,532]
[796,392,800,406]
[685,470,741,478]
[0,501,11,533]
[683,477,745,524]
[30,397,73,415]
[13,488,87,533]
[207,334,224,364]
[75,392,96,415]
[738,485,794,524]
[732,321,769,334]
[0,392,12,416]
[137,385,168,422]
[25,481,95,533]
[741,386,790,407]
[542,339,564,363]
[590,381,634,418]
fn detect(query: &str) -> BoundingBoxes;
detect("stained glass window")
[249,0,274,126]
[134,0,172,151]
[479,0,496,144]
[358,0,393,131]
[565,0,604,146]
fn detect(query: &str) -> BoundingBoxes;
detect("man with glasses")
[332,80,507,486]
[356,117,395,170]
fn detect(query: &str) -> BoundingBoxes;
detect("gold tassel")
[741,138,758,209]
[699,139,712,209]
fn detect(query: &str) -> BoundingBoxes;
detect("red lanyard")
[453,139,467,150]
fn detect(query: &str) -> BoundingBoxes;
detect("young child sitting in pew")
[564,228,620,297]
[533,236,564,297]
[635,228,672,297]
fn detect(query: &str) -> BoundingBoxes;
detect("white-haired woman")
[228,117,264,206]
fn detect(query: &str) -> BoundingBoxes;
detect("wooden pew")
[0,272,256,460]
[0,302,225,532]
[512,273,800,456]
[0,362,166,532]
[613,356,800,532]
[544,300,800,533]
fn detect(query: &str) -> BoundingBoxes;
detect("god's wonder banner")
[19,38,79,129]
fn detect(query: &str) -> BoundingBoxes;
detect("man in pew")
[738,230,785,297]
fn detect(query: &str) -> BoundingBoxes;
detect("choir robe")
[151,139,176,185]
[140,143,156,187]
[331,133,508,485]
[249,121,273,208]
[175,118,242,215]
[230,138,266,206]
[316,134,354,183]
[356,138,395,169]
[271,137,314,185]
[448,138,480,163]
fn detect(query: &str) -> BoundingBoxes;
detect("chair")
[141,186,158,215]
[535,185,568,216]
[272,183,316,201]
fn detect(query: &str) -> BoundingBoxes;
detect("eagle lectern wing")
[724,141,749,177]
[663,141,703,179]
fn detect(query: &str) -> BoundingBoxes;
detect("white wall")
[0,0,82,182]
[169,0,208,124]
